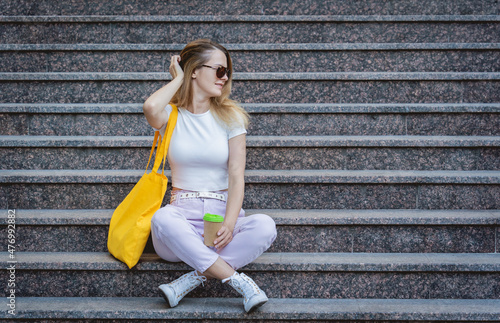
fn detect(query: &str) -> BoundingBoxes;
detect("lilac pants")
[151,190,277,273]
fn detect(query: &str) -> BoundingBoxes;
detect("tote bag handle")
[144,104,178,176]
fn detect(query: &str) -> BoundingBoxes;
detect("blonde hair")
[171,39,249,130]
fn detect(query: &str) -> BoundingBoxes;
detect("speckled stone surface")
[5,209,499,226]
[2,0,498,15]
[231,50,500,73]
[497,226,500,252]
[1,183,137,209]
[419,185,500,209]
[2,175,499,209]
[4,42,498,51]
[278,114,406,135]
[407,113,500,136]
[2,80,499,103]
[247,147,344,170]
[272,272,500,299]
[463,80,500,103]
[1,1,499,316]
[4,111,500,136]
[0,80,156,104]
[4,264,500,299]
[5,252,500,272]
[1,19,499,44]
[1,208,498,253]
[232,80,500,104]
[5,145,498,170]
[0,147,162,170]
[0,187,7,209]
[271,225,498,253]
[0,23,111,44]
[2,102,498,114]
[278,113,500,136]
[1,297,499,322]
[246,147,500,171]
[28,113,150,136]
[0,113,152,136]
[0,113,27,135]
[46,51,168,73]
[12,222,496,253]
[0,224,147,252]
[2,107,499,136]
[248,113,281,136]
[6,226,69,252]
[2,252,500,298]
[275,184,419,209]
[0,52,47,73]
[2,169,500,184]
[3,49,499,73]
[350,225,497,253]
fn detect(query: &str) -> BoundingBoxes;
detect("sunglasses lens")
[216,66,229,78]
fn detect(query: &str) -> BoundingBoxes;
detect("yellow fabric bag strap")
[152,104,178,174]
[144,131,159,174]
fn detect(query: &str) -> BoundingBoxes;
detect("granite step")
[2,252,499,298]
[2,297,500,322]
[1,169,499,209]
[1,135,498,170]
[2,103,499,136]
[1,15,498,44]
[1,72,498,103]
[2,209,498,253]
[2,1,497,321]
[3,0,498,15]
[2,43,499,73]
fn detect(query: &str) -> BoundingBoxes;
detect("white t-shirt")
[154,105,247,191]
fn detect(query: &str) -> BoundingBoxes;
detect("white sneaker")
[159,271,207,307]
[223,272,268,313]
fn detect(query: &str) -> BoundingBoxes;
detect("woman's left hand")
[214,224,234,250]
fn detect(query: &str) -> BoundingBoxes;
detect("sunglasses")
[201,65,231,79]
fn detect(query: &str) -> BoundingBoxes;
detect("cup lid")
[203,213,224,222]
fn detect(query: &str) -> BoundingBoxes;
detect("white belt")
[171,191,226,202]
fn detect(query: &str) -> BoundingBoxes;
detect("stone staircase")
[1,0,499,321]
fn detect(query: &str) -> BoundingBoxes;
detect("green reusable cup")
[203,213,224,247]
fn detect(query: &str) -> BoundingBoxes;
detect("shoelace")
[229,275,256,301]
[190,272,207,287]
[171,272,207,290]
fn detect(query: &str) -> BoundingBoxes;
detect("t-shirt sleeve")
[228,125,247,139]
[227,116,247,140]
[151,104,173,137]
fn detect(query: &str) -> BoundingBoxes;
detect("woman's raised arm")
[143,55,184,129]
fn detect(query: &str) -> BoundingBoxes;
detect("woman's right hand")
[143,55,184,129]
[169,55,184,80]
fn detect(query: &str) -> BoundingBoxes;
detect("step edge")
[2,252,500,272]
[2,209,499,225]
[1,169,499,184]
[1,14,499,23]
[3,297,500,320]
[2,102,499,114]
[2,135,499,148]
[1,42,500,51]
[1,71,500,81]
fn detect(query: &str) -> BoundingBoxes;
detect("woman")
[143,39,277,313]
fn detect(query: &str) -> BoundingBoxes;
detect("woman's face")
[192,49,229,98]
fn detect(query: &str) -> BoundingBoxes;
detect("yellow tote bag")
[107,105,178,269]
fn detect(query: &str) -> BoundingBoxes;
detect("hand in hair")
[143,55,184,129]
[169,55,184,80]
